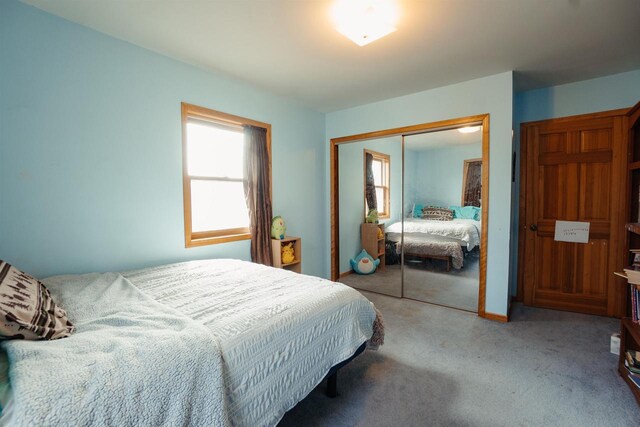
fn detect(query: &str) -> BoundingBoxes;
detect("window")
[364,149,390,219]
[181,103,271,247]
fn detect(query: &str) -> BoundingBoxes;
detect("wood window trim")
[181,102,272,248]
[363,149,391,219]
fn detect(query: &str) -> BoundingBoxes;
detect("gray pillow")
[0,261,75,340]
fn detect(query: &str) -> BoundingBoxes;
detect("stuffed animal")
[350,250,380,275]
[281,242,295,264]
[365,209,379,224]
[377,227,384,240]
[271,216,286,240]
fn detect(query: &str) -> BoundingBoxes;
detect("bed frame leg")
[326,372,337,398]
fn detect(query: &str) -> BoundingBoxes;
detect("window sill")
[186,232,251,248]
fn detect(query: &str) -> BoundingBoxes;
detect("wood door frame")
[330,114,491,318]
[516,107,630,314]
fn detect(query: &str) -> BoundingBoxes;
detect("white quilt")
[386,218,481,250]
[1,273,229,427]
[124,259,376,427]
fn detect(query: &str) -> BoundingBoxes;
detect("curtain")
[365,152,377,212]
[463,161,482,207]
[243,125,273,266]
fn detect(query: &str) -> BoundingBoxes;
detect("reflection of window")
[364,150,391,219]
[182,103,251,247]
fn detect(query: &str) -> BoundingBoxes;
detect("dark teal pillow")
[450,205,479,220]
[412,204,424,218]
[449,205,463,218]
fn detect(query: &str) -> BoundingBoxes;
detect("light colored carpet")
[403,253,479,312]
[339,253,479,311]
[279,294,640,426]
[339,265,403,297]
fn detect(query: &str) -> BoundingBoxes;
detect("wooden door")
[521,112,627,316]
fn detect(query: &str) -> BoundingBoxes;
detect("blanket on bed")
[386,218,481,250]
[1,273,229,427]
[125,259,377,427]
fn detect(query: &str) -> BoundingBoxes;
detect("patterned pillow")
[0,261,75,340]
[422,206,454,221]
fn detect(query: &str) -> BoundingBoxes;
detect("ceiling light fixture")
[331,0,399,47]
[458,126,481,134]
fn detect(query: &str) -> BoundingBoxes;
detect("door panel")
[579,162,610,220]
[535,237,574,292]
[574,240,608,296]
[539,132,567,154]
[580,128,611,152]
[522,114,627,316]
[539,163,579,220]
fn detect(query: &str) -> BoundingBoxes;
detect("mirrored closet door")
[337,136,403,297]
[401,128,482,312]
[331,116,487,314]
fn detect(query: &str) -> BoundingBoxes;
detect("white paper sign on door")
[554,220,590,243]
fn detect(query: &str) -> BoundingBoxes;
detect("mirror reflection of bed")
[400,128,482,312]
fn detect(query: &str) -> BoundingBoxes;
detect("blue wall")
[0,1,326,278]
[338,137,402,273]
[326,72,514,316]
[4,0,639,315]
[515,70,640,124]
[405,142,482,209]
[509,70,640,295]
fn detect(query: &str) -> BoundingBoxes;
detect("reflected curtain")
[365,152,377,211]
[243,125,273,266]
[463,161,482,207]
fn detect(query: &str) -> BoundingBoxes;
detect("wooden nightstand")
[271,236,302,273]
[361,223,385,271]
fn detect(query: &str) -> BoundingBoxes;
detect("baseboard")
[482,311,509,323]
[339,270,354,279]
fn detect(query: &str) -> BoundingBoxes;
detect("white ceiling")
[22,0,640,112]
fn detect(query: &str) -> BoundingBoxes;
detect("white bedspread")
[124,259,376,427]
[386,218,481,250]
[1,273,229,427]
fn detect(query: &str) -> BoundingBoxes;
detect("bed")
[386,218,481,250]
[385,218,481,269]
[0,259,380,427]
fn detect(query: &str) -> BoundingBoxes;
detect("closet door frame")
[330,114,491,319]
